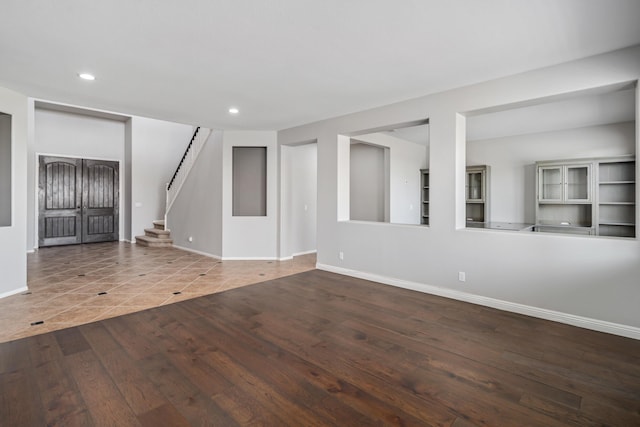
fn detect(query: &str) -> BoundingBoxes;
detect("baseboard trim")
[172,245,222,260]
[0,286,29,300]
[316,263,640,341]
[279,250,317,261]
[292,249,317,257]
[173,246,285,261]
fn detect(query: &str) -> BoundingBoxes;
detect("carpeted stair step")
[135,235,173,248]
[145,228,171,239]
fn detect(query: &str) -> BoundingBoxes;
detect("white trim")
[221,256,279,261]
[279,250,318,260]
[26,249,35,254]
[0,286,29,300]
[292,249,317,257]
[36,151,120,162]
[317,263,640,341]
[172,244,222,260]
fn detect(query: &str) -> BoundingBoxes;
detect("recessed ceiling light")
[78,73,95,81]
[228,107,239,114]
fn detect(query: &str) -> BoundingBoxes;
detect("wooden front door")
[39,156,119,247]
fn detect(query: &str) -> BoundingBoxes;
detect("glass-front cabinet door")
[538,164,591,202]
[565,164,591,202]
[539,166,563,202]
[466,170,484,202]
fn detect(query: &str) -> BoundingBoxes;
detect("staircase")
[135,220,173,248]
[134,126,211,249]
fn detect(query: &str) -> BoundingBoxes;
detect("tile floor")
[0,242,316,343]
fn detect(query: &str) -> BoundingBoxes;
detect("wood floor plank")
[1,269,640,426]
[27,331,65,368]
[0,369,46,427]
[54,327,91,356]
[0,339,31,374]
[34,359,94,427]
[137,351,240,427]
[137,403,191,427]
[64,349,141,426]
[78,322,169,416]
[212,385,288,427]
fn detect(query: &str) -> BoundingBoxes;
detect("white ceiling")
[1,0,639,130]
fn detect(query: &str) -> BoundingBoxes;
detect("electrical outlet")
[188,236,193,242]
[458,272,466,282]
[339,251,344,260]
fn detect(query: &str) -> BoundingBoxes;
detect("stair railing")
[165,126,212,229]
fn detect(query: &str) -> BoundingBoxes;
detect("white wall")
[130,117,193,239]
[0,114,11,226]
[167,130,224,257]
[34,109,125,159]
[0,86,28,298]
[283,143,317,256]
[350,142,386,222]
[223,131,278,259]
[353,133,428,224]
[30,108,125,247]
[467,122,635,223]
[279,46,640,338]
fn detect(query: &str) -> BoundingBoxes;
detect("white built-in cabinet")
[466,165,489,224]
[420,169,429,225]
[536,156,636,237]
[597,159,636,237]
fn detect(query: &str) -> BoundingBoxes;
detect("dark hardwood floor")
[1,269,639,426]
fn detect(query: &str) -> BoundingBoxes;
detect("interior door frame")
[36,153,122,248]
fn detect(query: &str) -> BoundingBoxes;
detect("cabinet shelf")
[538,200,592,205]
[599,221,635,226]
[600,181,635,185]
[599,202,635,206]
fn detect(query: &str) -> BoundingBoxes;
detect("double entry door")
[39,156,119,247]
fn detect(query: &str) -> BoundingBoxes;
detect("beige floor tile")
[0,242,315,343]
[93,306,155,321]
[118,293,173,307]
[77,293,134,307]
[34,293,98,307]
[45,305,111,324]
